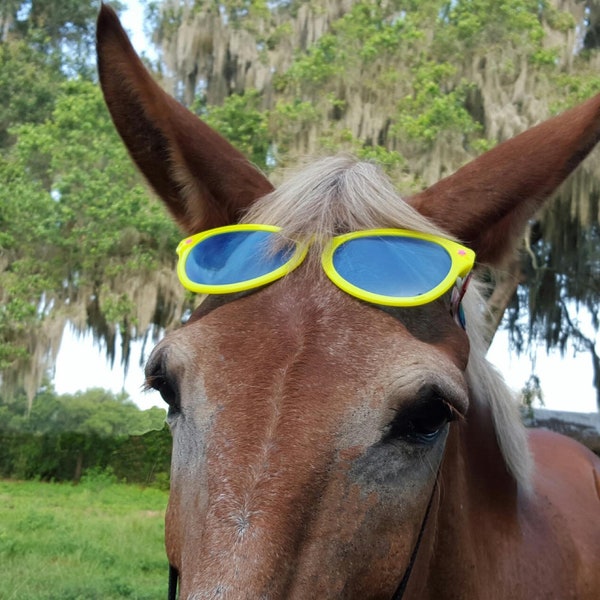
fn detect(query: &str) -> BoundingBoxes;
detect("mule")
[96,5,600,599]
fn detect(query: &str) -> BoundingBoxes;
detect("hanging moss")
[5,0,600,403]
[0,80,189,407]
[152,0,600,402]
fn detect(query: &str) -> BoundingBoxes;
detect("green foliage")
[1,0,111,76]
[22,79,178,280]
[395,63,480,144]
[549,73,600,112]
[1,0,598,405]
[0,479,167,599]
[0,38,61,147]
[267,0,496,154]
[270,98,321,157]
[261,0,577,157]
[0,78,181,375]
[281,2,424,90]
[356,145,405,171]
[200,89,271,170]
[79,465,120,488]
[220,0,270,26]
[147,0,600,406]
[0,0,186,396]
[283,32,340,86]
[447,0,547,46]
[0,386,170,484]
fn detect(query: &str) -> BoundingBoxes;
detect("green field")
[0,479,169,599]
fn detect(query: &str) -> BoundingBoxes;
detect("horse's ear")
[407,94,600,266]
[96,3,273,234]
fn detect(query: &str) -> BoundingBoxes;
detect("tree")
[0,384,167,481]
[0,2,191,405]
[0,78,186,406]
[0,0,108,74]
[507,220,600,409]
[152,0,600,405]
[0,0,102,148]
[2,0,600,407]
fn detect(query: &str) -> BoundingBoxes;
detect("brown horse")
[97,5,600,599]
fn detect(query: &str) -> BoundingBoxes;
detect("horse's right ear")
[96,3,273,234]
[407,93,600,267]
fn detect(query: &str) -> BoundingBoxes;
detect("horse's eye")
[156,378,180,414]
[146,367,180,415]
[386,400,455,446]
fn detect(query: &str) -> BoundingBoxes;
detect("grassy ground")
[0,478,169,599]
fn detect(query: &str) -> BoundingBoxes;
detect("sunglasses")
[176,224,475,309]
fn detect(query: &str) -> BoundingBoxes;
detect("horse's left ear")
[408,94,600,266]
[96,4,273,234]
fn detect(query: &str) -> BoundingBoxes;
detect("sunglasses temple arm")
[451,273,473,329]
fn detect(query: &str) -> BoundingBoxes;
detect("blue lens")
[185,230,294,286]
[332,236,452,297]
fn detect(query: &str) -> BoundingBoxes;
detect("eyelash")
[384,399,457,446]
[146,372,180,416]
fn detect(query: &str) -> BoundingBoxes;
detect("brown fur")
[98,5,600,598]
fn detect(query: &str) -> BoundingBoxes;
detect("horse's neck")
[406,400,521,599]
[443,398,519,506]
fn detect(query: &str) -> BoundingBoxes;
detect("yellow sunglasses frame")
[321,228,475,307]
[176,224,308,295]
[176,224,475,307]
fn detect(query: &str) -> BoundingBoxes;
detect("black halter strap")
[168,563,178,600]
[167,478,437,600]
[391,477,438,600]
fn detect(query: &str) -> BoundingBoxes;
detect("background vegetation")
[153,0,600,407]
[0,1,599,488]
[0,386,170,485]
[1,0,599,410]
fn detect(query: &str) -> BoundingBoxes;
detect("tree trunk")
[74,451,83,483]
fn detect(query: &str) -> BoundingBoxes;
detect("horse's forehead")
[177,267,469,390]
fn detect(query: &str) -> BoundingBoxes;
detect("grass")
[0,478,169,599]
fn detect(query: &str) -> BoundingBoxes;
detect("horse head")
[97,5,600,598]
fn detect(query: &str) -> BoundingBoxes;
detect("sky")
[54,319,598,413]
[53,0,598,414]
[119,0,156,60]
